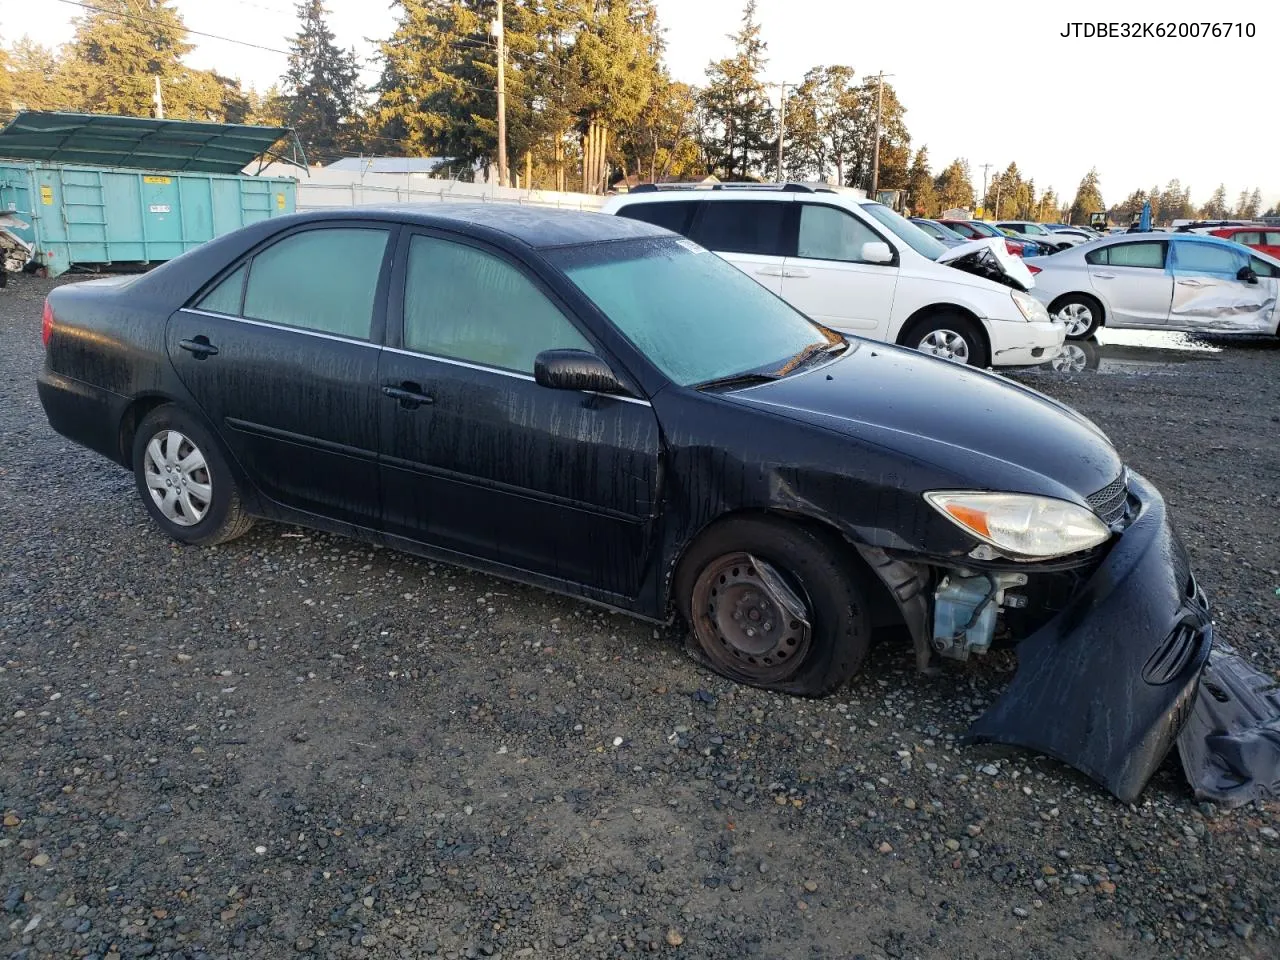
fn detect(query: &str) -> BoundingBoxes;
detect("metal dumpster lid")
[0,111,306,175]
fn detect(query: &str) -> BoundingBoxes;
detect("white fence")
[256,164,606,213]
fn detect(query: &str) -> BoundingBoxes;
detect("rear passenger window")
[197,264,246,315]
[1087,242,1166,268]
[797,204,882,262]
[691,201,788,256]
[616,201,698,236]
[1265,232,1280,246]
[242,228,389,340]
[1233,231,1262,245]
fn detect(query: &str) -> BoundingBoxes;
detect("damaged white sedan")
[1026,233,1280,340]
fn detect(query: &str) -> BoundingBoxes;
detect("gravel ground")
[2,273,1278,960]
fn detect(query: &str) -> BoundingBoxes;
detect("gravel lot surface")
[2,274,1278,960]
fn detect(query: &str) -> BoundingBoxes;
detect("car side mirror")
[534,349,629,394]
[1237,265,1259,284]
[861,241,894,264]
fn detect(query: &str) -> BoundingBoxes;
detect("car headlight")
[924,491,1112,560]
[1011,289,1051,323]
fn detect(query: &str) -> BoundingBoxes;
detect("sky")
[4,0,1277,209]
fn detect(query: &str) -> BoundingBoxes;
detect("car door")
[376,230,663,601]
[1261,231,1280,259]
[167,223,393,526]
[780,202,899,336]
[686,198,790,294]
[1084,240,1172,327]
[1168,238,1276,331]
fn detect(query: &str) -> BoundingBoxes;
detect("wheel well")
[117,395,172,466]
[895,304,991,357]
[1047,292,1106,326]
[668,508,906,631]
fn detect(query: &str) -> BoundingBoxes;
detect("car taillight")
[1026,264,1042,275]
[1005,240,1022,255]
[41,300,54,348]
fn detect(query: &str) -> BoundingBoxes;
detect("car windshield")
[859,202,947,260]
[554,237,837,387]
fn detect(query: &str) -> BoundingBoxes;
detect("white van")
[602,184,1064,368]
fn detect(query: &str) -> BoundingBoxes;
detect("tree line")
[1,0,1274,218]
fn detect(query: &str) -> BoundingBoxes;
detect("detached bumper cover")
[964,472,1212,803]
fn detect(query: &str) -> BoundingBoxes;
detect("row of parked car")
[911,217,1105,258]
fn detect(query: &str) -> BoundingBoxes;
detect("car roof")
[279,203,669,250]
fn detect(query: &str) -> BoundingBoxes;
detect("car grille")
[1087,473,1129,527]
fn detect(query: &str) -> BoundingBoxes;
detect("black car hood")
[726,342,1123,501]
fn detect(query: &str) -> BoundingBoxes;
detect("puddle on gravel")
[1026,328,1228,377]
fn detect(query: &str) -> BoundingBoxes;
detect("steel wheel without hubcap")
[690,551,813,684]
[143,429,213,527]
[918,329,970,363]
[1056,302,1095,338]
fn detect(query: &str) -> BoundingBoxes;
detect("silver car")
[1027,233,1280,339]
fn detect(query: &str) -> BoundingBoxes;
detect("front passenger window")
[402,236,591,373]
[797,204,882,262]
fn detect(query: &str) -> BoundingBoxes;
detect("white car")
[1027,232,1280,339]
[601,185,1064,368]
[1051,227,1100,245]
[995,221,1080,252]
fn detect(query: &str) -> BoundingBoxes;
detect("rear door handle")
[784,268,811,278]
[178,336,219,358]
[382,381,434,409]
[754,266,784,277]
[1092,272,1116,279]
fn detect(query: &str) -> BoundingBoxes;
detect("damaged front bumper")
[962,471,1213,803]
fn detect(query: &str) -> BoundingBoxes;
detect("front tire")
[131,404,254,546]
[1050,294,1103,340]
[675,517,871,697]
[901,312,989,368]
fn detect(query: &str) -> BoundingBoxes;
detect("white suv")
[602,185,1064,368]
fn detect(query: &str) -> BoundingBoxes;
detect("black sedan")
[37,204,1224,802]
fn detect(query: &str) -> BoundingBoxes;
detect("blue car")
[909,218,969,249]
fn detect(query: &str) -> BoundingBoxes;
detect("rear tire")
[131,404,254,546]
[675,517,871,697]
[901,312,990,368]
[1050,294,1103,340]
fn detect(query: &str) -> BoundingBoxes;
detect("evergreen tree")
[906,146,936,217]
[281,0,362,160]
[1069,168,1104,224]
[934,158,974,211]
[5,38,63,111]
[1200,183,1229,219]
[781,66,857,183]
[699,1,774,180]
[1242,188,1262,219]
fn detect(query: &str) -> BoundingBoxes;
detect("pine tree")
[1069,168,1104,224]
[5,37,63,111]
[1200,183,1229,219]
[1242,188,1262,219]
[699,1,774,180]
[906,146,936,217]
[281,0,362,161]
[934,159,974,212]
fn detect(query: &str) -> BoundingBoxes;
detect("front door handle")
[1092,272,1116,279]
[754,266,784,277]
[382,381,434,409]
[1176,278,1206,287]
[178,336,219,358]
[783,268,811,278]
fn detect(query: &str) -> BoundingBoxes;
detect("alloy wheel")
[143,429,213,527]
[1056,303,1094,338]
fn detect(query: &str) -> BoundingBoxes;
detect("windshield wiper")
[692,371,780,392]
[775,337,848,375]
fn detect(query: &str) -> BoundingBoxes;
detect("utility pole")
[774,82,792,182]
[492,0,509,188]
[153,76,165,119]
[979,162,993,206]
[869,72,893,199]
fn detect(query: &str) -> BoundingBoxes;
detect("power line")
[53,0,291,56]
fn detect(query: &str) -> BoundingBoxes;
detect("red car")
[937,219,1027,257]
[1209,226,1280,259]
